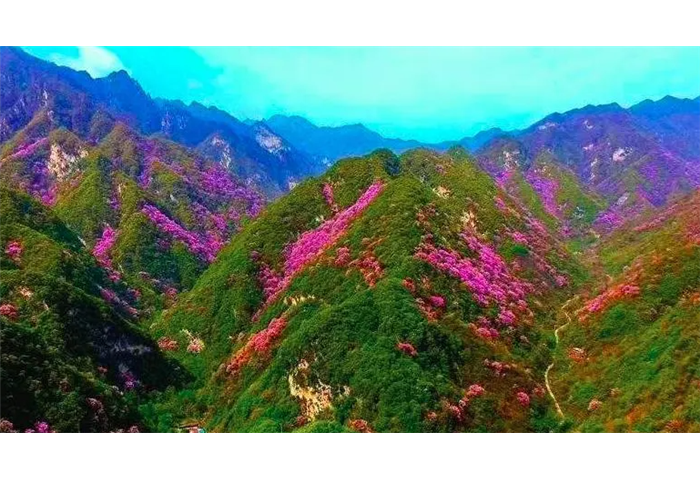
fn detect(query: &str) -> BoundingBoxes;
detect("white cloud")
[49,47,126,78]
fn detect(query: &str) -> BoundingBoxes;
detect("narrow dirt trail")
[545,295,578,419]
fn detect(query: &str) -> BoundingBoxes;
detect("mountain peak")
[267,114,318,129]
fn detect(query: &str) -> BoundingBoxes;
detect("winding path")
[544,295,578,419]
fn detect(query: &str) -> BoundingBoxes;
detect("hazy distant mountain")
[432,127,514,152]
[0,47,322,196]
[475,97,700,227]
[264,115,424,163]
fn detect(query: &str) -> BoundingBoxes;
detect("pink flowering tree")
[4,240,23,263]
[0,304,19,321]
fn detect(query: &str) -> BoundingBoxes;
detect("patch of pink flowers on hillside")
[582,283,640,317]
[92,225,117,269]
[284,182,384,274]
[415,230,532,326]
[526,170,560,219]
[226,316,288,375]
[4,240,23,263]
[254,182,385,311]
[142,204,223,262]
[200,165,264,218]
[322,182,339,213]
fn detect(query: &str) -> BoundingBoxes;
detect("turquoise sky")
[23,47,700,143]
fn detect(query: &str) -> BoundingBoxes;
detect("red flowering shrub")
[429,295,445,308]
[448,404,463,421]
[415,298,439,322]
[397,342,418,357]
[484,358,512,377]
[516,392,530,407]
[187,338,205,354]
[583,283,641,316]
[349,419,373,433]
[588,399,602,412]
[181,330,205,354]
[568,347,587,363]
[334,246,351,267]
[467,384,485,397]
[532,385,546,398]
[0,303,19,321]
[350,250,383,287]
[157,337,179,351]
[226,317,288,375]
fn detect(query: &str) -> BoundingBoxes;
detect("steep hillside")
[476,98,700,232]
[0,121,264,295]
[0,188,188,432]
[547,191,700,432]
[477,138,606,240]
[0,47,320,195]
[143,148,586,432]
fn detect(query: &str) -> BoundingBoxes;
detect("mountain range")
[1,47,699,433]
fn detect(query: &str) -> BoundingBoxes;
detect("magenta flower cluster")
[93,225,117,268]
[200,165,265,218]
[516,391,530,407]
[252,182,385,314]
[24,421,53,433]
[526,170,560,218]
[593,209,624,231]
[192,202,229,242]
[11,138,48,159]
[495,168,514,189]
[121,371,138,391]
[322,183,339,213]
[4,240,23,263]
[494,196,508,213]
[415,231,532,326]
[27,161,57,206]
[142,204,223,262]
[284,182,384,275]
